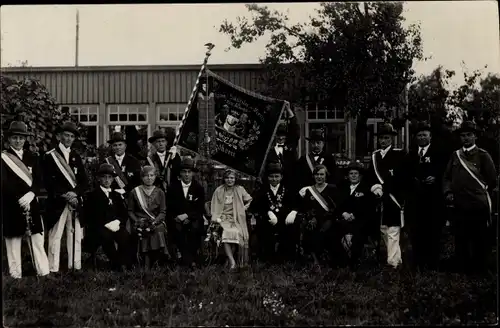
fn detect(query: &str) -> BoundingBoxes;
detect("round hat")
[148,130,168,143]
[375,123,398,136]
[456,121,480,134]
[305,129,325,141]
[5,121,33,137]
[414,121,432,134]
[276,123,287,137]
[266,161,283,175]
[180,156,197,171]
[346,160,365,173]
[97,163,117,177]
[56,121,80,136]
[107,132,126,144]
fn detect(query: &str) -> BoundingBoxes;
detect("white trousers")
[380,225,402,268]
[48,205,83,272]
[5,233,50,279]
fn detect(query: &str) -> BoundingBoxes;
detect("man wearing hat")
[42,121,89,272]
[404,121,449,271]
[336,160,376,269]
[265,105,300,190]
[250,161,300,264]
[295,129,339,190]
[147,129,181,192]
[366,122,406,269]
[83,163,133,271]
[443,121,497,274]
[102,131,142,195]
[166,156,206,268]
[1,121,51,279]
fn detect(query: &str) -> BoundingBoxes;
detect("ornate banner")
[177,70,286,177]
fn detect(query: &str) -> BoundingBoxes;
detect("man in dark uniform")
[84,163,133,271]
[166,157,206,269]
[250,162,300,264]
[367,123,406,269]
[404,121,449,271]
[146,129,181,191]
[43,121,89,272]
[295,129,339,190]
[102,131,142,196]
[443,121,497,274]
[1,121,51,279]
[265,105,300,191]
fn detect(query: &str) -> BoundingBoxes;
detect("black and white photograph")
[1,2,499,326]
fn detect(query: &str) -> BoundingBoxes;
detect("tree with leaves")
[219,2,423,157]
[0,75,88,155]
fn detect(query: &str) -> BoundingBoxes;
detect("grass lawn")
[2,228,498,327]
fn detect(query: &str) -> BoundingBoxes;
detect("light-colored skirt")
[220,214,243,245]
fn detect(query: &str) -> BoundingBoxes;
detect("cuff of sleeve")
[371,184,383,193]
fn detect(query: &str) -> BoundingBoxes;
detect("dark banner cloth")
[177,69,286,177]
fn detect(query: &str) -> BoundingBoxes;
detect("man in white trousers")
[42,121,88,272]
[1,121,51,279]
[367,123,407,269]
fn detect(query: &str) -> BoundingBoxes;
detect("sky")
[1,2,499,88]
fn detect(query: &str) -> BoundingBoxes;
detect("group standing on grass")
[1,110,498,279]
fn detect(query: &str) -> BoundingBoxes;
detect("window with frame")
[108,104,149,123]
[306,102,344,120]
[157,103,185,123]
[60,104,99,145]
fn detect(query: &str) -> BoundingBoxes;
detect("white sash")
[49,150,77,189]
[306,186,330,212]
[133,187,156,220]
[306,154,315,173]
[455,150,492,214]
[1,152,32,187]
[371,151,404,227]
[105,157,126,189]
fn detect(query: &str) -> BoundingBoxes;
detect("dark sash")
[306,185,333,213]
[48,149,77,188]
[1,151,33,187]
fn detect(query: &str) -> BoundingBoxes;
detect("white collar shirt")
[115,153,125,166]
[10,147,23,160]
[100,185,112,198]
[270,184,280,196]
[350,182,360,195]
[463,144,477,153]
[275,144,284,156]
[380,145,392,159]
[418,144,431,157]
[58,143,71,163]
[181,181,191,198]
[157,151,166,166]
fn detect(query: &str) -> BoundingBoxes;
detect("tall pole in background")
[404,83,410,152]
[75,9,80,67]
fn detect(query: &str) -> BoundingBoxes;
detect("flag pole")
[75,9,80,67]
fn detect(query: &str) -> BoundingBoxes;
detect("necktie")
[419,148,424,157]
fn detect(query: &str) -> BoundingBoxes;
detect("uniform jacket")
[84,188,129,229]
[42,145,89,230]
[147,152,181,191]
[443,146,497,211]
[100,153,142,193]
[166,179,206,229]
[366,146,406,227]
[295,151,339,190]
[250,183,299,230]
[1,148,44,237]
[298,183,341,225]
[337,180,375,233]
[265,116,300,189]
[404,143,449,212]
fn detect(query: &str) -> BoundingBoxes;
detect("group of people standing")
[1,108,497,279]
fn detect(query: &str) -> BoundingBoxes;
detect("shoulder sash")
[133,186,156,220]
[48,149,77,189]
[1,151,33,187]
[455,150,492,214]
[106,156,127,189]
[306,154,315,173]
[306,185,330,212]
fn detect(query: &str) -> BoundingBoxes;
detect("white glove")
[18,191,35,209]
[298,187,308,198]
[115,189,126,195]
[169,146,178,157]
[267,211,278,226]
[215,217,222,223]
[342,212,351,220]
[371,184,383,197]
[285,210,297,225]
[104,219,121,232]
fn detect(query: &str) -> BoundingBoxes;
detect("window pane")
[108,105,118,114]
[89,106,98,114]
[129,113,137,121]
[307,111,316,120]
[89,114,98,122]
[71,114,79,121]
[159,112,169,121]
[71,107,79,115]
[119,114,127,121]
[138,114,147,121]
[169,113,178,121]
[80,115,88,122]
[110,114,118,122]
[335,108,344,119]
[317,111,326,120]
[138,106,148,114]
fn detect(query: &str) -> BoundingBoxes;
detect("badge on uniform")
[122,165,126,172]
[27,166,32,174]
[354,192,364,197]
[424,157,431,163]
[74,167,78,174]
[127,172,133,177]
[389,169,394,176]
[188,194,193,201]
[319,158,325,165]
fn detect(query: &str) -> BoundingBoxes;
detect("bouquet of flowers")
[204,219,223,246]
[135,218,157,240]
